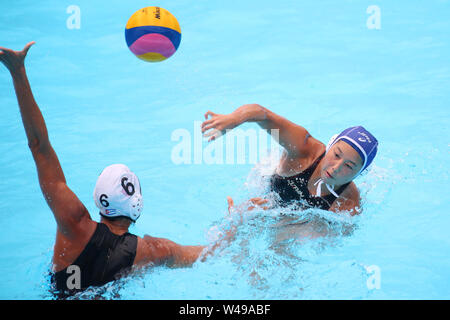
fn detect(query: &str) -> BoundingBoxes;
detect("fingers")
[201,113,220,140]
[204,110,217,120]
[201,123,216,133]
[247,205,269,211]
[202,128,217,138]
[227,196,234,206]
[201,118,214,127]
[203,128,222,142]
[227,196,234,213]
[250,197,269,206]
[201,119,215,132]
[247,198,270,211]
[23,41,35,54]
[0,46,12,53]
[201,118,223,141]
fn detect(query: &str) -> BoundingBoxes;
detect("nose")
[331,159,344,175]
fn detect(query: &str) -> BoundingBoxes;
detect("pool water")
[0,0,449,299]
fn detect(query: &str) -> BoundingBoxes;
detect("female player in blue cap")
[0,42,261,297]
[202,104,378,215]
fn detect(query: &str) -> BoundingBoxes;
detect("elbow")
[28,139,41,152]
[247,103,264,111]
[28,139,50,154]
[240,104,269,122]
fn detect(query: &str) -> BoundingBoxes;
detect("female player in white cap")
[202,104,378,215]
[0,43,262,297]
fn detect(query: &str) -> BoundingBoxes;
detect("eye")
[335,152,340,158]
[346,163,353,170]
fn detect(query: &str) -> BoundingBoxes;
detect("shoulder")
[278,140,326,176]
[342,181,359,199]
[330,182,361,215]
[63,214,97,241]
[291,126,326,162]
[302,139,326,166]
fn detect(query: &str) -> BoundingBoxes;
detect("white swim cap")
[93,164,143,221]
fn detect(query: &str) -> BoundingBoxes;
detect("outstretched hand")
[0,41,35,73]
[226,196,269,224]
[200,196,270,261]
[201,110,238,142]
[246,197,269,211]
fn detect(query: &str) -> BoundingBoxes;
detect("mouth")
[325,171,334,179]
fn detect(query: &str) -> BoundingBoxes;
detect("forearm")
[170,245,206,267]
[232,104,288,134]
[10,66,50,150]
[231,104,268,127]
[172,217,241,265]
[11,66,66,185]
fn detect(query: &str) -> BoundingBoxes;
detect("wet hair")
[100,213,135,225]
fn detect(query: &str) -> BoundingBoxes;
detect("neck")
[100,217,131,235]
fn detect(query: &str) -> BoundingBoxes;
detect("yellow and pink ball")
[125,7,181,62]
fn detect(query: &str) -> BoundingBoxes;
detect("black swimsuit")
[51,222,137,298]
[270,152,350,210]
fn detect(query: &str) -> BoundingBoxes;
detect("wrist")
[10,64,26,79]
[230,108,246,127]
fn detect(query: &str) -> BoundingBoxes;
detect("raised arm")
[201,104,312,157]
[1,43,91,238]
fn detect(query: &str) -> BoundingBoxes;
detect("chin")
[321,173,333,185]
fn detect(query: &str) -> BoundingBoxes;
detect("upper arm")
[31,143,91,236]
[135,235,205,268]
[329,183,362,216]
[257,107,312,157]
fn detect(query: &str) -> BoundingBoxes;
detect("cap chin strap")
[313,179,339,198]
[315,134,339,198]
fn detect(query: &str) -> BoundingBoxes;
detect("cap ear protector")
[93,164,143,221]
[326,134,339,153]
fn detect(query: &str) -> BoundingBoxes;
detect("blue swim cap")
[326,126,378,176]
